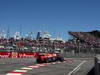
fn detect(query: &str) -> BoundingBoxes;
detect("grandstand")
[0,30,100,55]
[0,31,65,53]
[89,30,100,38]
[68,30,100,54]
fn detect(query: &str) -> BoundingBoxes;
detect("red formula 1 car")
[36,52,64,63]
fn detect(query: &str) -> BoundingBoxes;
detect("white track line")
[13,70,28,72]
[21,67,33,70]
[68,60,86,75]
[28,65,39,68]
[6,73,21,75]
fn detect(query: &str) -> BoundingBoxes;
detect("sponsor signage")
[0,52,37,58]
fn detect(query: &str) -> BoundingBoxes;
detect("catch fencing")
[61,48,100,58]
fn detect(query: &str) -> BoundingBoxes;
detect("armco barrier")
[95,55,100,75]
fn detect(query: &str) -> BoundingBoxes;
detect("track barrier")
[0,52,37,58]
[94,55,100,75]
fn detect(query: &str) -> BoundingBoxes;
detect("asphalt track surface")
[0,58,94,75]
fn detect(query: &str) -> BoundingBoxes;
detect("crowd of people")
[0,31,100,52]
[69,32,100,48]
[0,37,65,52]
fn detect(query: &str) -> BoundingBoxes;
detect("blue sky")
[0,0,100,40]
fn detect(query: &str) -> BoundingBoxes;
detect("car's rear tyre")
[46,58,50,63]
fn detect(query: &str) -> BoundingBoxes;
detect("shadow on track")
[87,67,95,75]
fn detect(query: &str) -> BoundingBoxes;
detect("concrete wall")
[95,55,100,75]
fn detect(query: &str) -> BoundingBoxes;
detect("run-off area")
[0,58,94,75]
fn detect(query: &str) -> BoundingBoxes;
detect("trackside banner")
[0,52,11,58]
[0,52,38,58]
[18,52,35,58]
